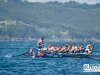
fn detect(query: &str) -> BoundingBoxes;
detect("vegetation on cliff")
[0,0,100,41]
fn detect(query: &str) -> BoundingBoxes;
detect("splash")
[5,54,12,58]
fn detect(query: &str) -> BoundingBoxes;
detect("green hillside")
[0,0,100,41]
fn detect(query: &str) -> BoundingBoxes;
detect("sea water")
[0,41,100,75]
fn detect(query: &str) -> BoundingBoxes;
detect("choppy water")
[0,41,100,75]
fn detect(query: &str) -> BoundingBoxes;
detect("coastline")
[0,38,100,42]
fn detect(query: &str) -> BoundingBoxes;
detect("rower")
[37,37,44,51]
[71,43,77,53]
[79,44,85,53]
[30,48,38,58]
[85,43,94,54]
[41,45,47,52]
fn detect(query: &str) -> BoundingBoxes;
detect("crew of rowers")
[36,37,94,54]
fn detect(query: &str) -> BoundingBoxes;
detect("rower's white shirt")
[42,47,47,51]
[86,45,93,51]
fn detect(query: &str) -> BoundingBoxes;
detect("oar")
[91,43,95,54]
[12,50,30,57]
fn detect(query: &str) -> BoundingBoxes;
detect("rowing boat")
[12,49,100,58]
[28,46,100,58]
[13,43,100,58]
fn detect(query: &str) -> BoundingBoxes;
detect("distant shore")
[0,38,100,42]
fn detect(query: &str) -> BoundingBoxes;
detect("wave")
[5,54,12,58]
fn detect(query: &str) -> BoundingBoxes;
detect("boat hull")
[13,50,100,58]
[37,51,93,58]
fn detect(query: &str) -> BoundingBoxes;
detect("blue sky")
[28,0,100,4]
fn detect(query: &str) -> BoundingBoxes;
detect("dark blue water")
[0,41,100,75]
